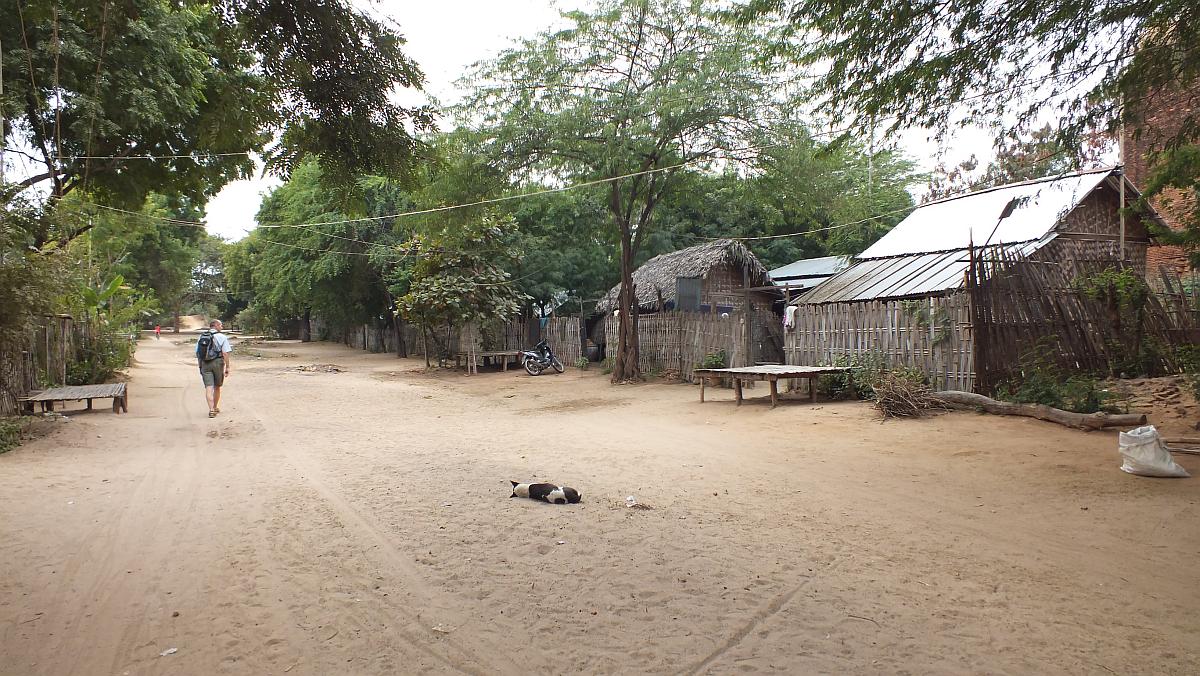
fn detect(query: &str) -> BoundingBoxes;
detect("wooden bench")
[19,383,128,414]
[456,350,524,375]
[693,366,853,409]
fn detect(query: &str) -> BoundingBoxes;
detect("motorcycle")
[522,339,564,376]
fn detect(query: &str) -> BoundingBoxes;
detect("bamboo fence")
[0,315,80,415]
[313,316,583,367]
[969,250,1200,394]
[603,311,746,382]
[784,295,975,391]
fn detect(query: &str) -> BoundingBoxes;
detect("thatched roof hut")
[595,239,773,314]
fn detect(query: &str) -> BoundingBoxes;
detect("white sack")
[1118,425,1190,478]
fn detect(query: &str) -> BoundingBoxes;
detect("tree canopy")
[1,0,432,235]
[465,0,792,381]
[737,0,1200,261]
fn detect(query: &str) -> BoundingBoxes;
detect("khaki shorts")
[200,357,225,387]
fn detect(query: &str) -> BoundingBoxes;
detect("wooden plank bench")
[693,366,853,409]
[456,350,524,375]
[19,383,128,415]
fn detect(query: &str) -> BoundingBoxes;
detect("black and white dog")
[510,481,581,504]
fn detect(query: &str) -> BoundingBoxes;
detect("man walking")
[196,319,232,418]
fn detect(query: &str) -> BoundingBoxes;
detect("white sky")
[204,0,993,240]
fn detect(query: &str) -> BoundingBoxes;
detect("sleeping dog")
[510,481,582,504]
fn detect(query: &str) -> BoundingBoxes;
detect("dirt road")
[2,337,1198,675]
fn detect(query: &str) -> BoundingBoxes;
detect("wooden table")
[19,383,128,414]
[693,366,853,408]
[456,350,524,374]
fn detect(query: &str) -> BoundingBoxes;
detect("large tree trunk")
[611,230,641,383]
[932,390,1146,431]
[300,308,312,342]
[394,315,407,358]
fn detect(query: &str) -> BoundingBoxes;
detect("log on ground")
[931,391,1147,431]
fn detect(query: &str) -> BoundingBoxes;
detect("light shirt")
[211,331,233,355]
[196,331,233,359]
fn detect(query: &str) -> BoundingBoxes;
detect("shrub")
[574,356,589,370]
[601,356,615,375]
[1178,344,1200,401]
[698,350,727,369]
[817,353,886,400]
[997,343,1114,414]
[0,417,27,454]
[67,330,136,385]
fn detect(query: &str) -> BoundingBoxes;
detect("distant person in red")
[154,325,161,340]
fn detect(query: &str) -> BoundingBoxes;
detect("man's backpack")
[197,330,222,362]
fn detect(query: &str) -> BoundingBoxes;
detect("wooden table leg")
[86,399,93,410]
[700,376,706,403]
[503,356,508,372]
[734,378,743,406]
[810,377,817,403]
[769,377,778,408]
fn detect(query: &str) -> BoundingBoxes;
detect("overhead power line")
[2,148,255,161]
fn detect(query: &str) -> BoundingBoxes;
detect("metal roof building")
[769,255,850,290]
[798,167,1158,304]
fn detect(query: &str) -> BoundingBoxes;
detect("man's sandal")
[208,410,217,418]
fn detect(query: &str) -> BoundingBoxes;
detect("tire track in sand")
[246,403,518,676]
[679,557,847,676]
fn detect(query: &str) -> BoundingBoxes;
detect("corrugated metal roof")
[769,256,849,288]
[860,168,1113,258]
[797,241,1041,304]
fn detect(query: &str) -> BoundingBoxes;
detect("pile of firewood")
[872,370,943,419]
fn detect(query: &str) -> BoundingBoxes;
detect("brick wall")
[1122,81,1198,282]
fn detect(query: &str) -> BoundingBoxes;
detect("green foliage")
[395,213,529,331]
[818,354,886,400]
[0,417,28,454]
[900,300,952,347]
[699,350,728,369]
[0,203,61,341]
[574,356,590,370]
[925,124,1108,199]
[62,273,157,384]
[1075,267,1162,376]
[2,0,429,242]
[228,161,410,334]
[739,0,1198,258]
[997,342,1114,414]
[1177,344,1200,401]
[465,0,791,381]
[1140,144,1200,267]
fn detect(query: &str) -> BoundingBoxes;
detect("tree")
[230,161,408,340]
[467,0,785,382]
[926,125,1109,199]
[74,193,206,329]
[395,213,528,364]
[1,0,432,247]
[738,0,1199,260]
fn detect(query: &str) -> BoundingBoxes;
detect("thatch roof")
[595,239,772,313]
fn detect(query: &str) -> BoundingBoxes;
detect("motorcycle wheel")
[551,357,564,373]
[524,359,543,376]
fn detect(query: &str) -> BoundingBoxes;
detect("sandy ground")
[1,337,1198,675]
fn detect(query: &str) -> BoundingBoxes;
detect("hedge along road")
[1,335,1198,675]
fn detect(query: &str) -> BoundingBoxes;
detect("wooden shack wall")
[0,315,81,415]
[785,294,975,391]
